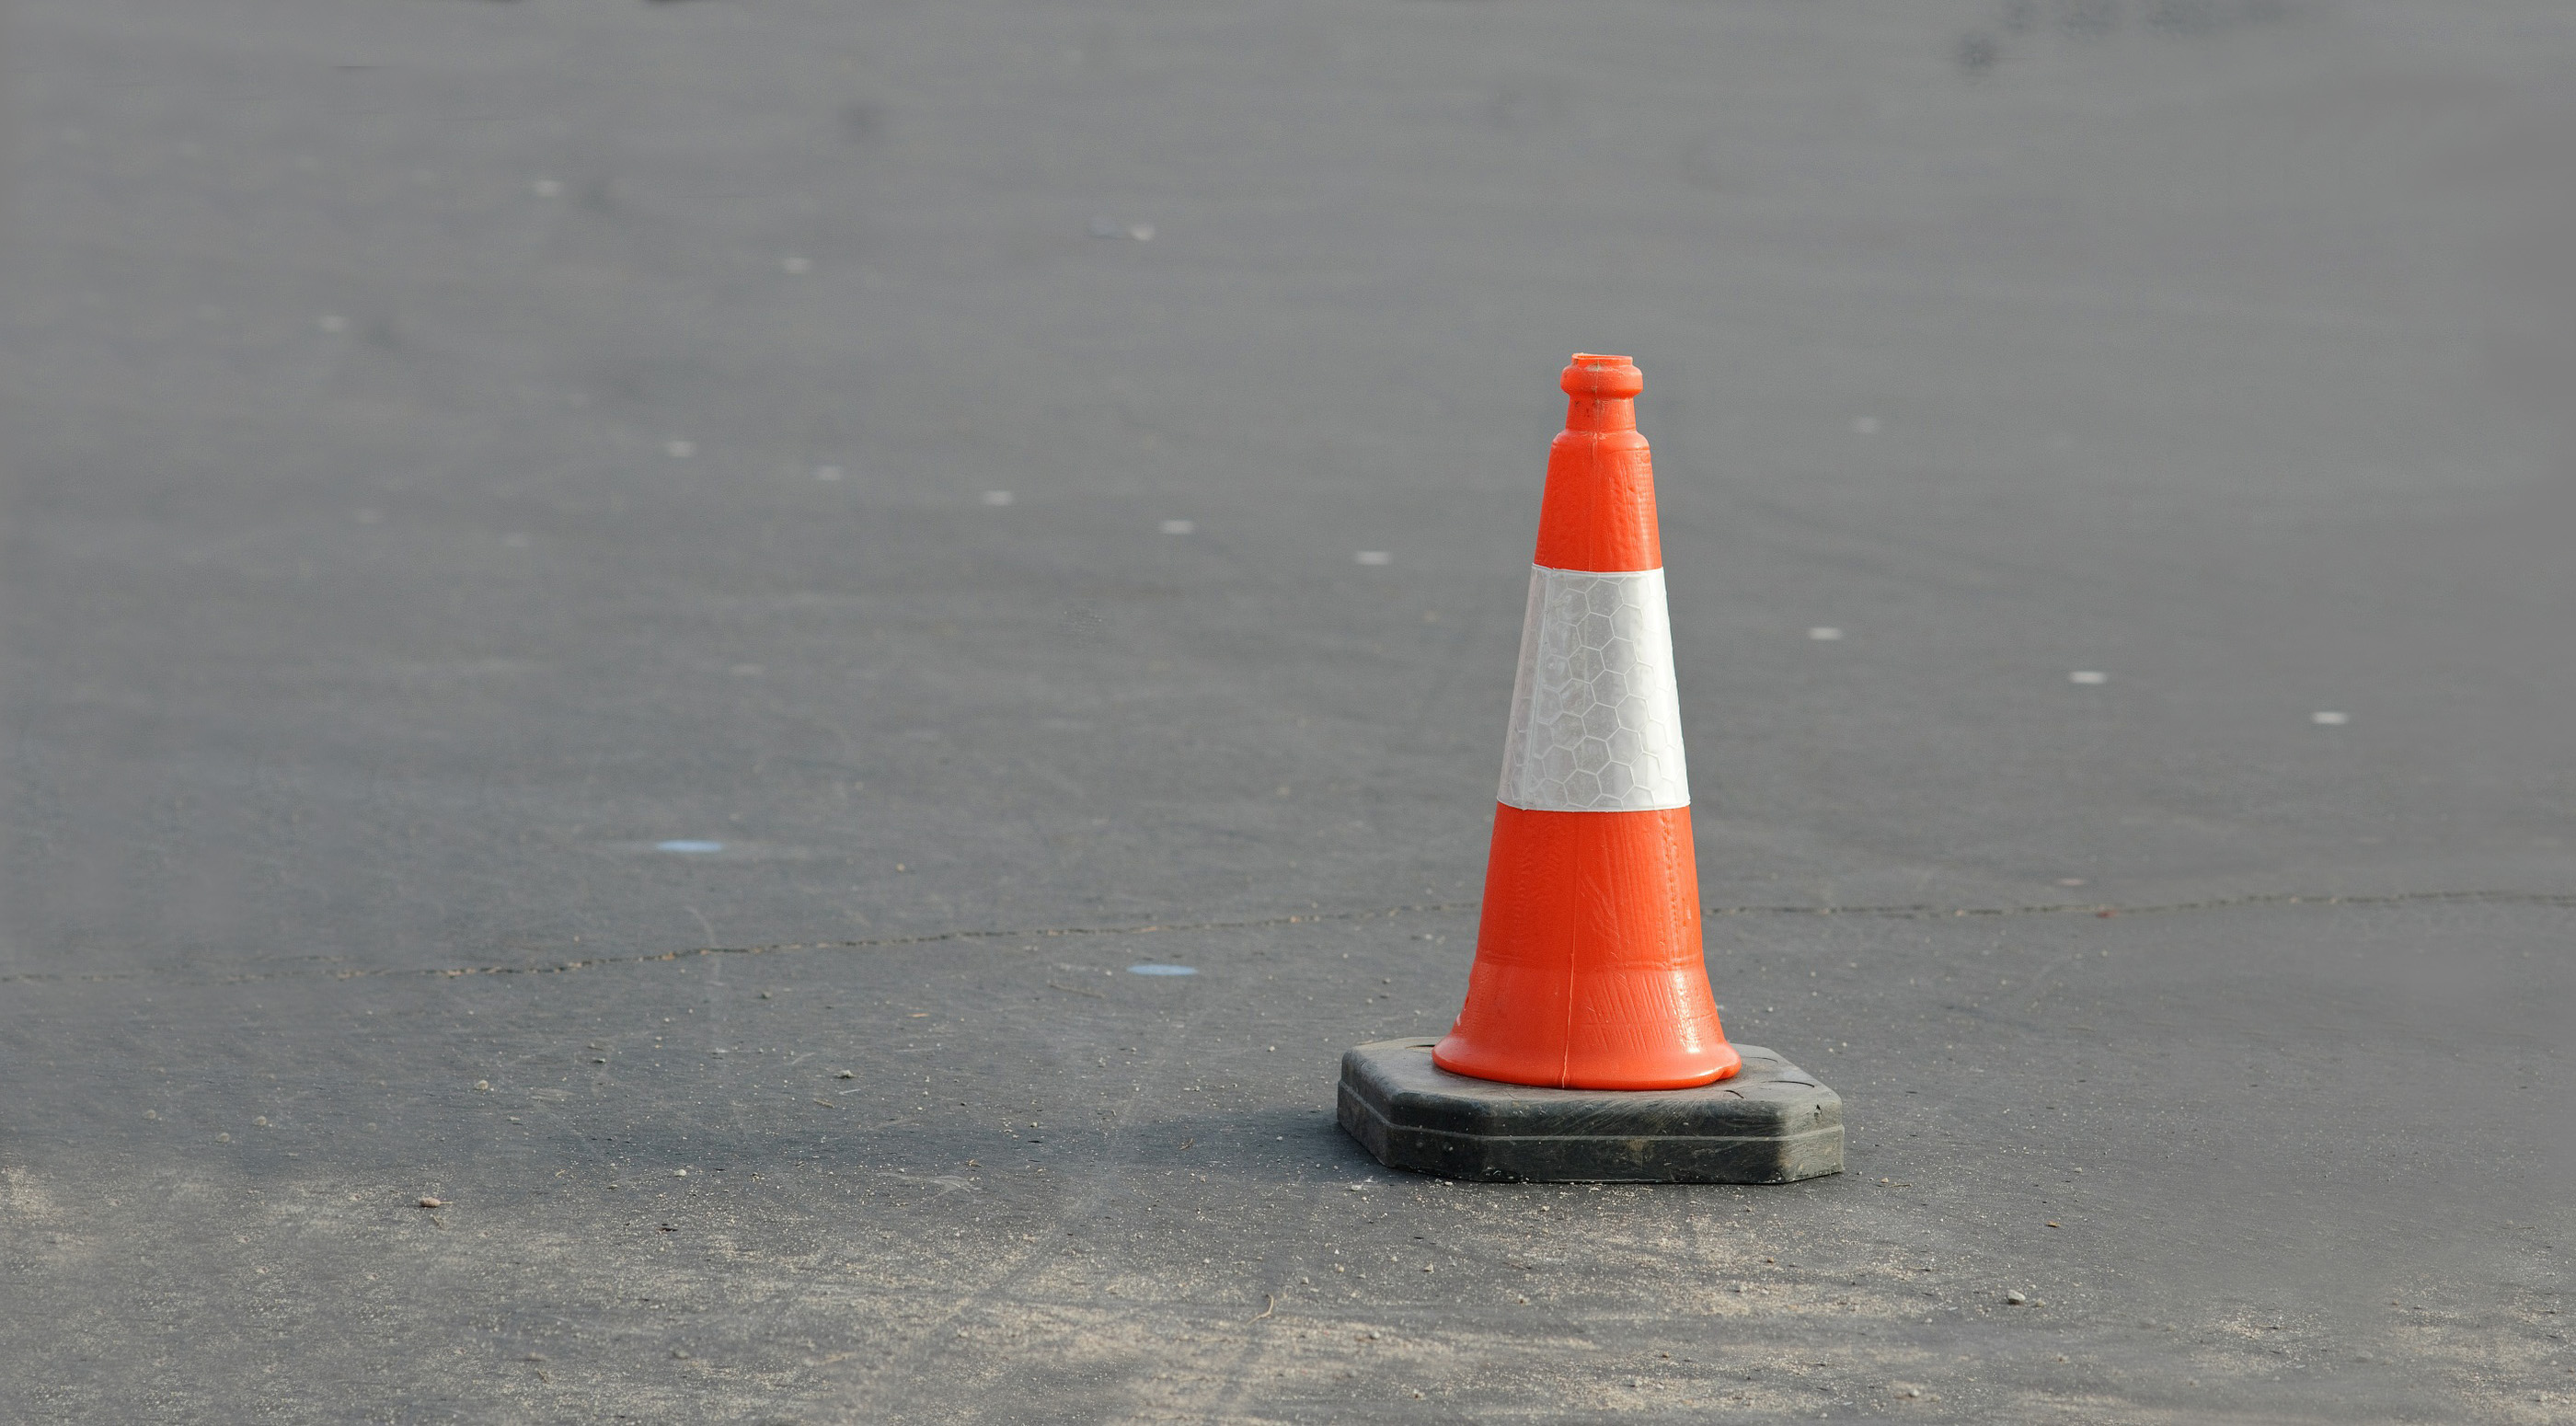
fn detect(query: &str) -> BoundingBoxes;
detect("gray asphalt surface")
[4,1,2571,1421]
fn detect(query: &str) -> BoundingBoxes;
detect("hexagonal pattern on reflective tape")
[1497,566,1690,812]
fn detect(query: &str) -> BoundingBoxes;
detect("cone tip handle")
[1561,353,1643,399]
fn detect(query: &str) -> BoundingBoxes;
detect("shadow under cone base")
[1339,1040,1842,1184]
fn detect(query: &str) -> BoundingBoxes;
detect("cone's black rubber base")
[1337,1040,1843,1184]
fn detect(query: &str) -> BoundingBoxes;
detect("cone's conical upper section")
[1433,354,1738,1091]
[1535,355,1661,572]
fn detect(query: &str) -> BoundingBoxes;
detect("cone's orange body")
[1432,355,1739,1091]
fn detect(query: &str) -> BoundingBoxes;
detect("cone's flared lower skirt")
[1433,803,1739,1090]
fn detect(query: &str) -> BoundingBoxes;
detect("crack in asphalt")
[2,890,2567,989]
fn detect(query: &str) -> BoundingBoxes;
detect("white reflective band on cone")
[1496,565,1691,812]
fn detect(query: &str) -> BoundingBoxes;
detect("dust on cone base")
[1433,804,1740,1090]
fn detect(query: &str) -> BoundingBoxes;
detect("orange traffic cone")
[1432,354,1740,1091]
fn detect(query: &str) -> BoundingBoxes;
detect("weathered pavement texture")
[3,1,2571,1421]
